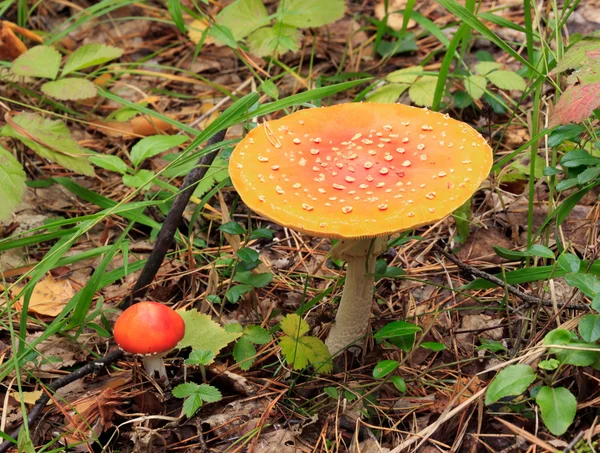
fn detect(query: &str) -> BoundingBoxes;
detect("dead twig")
[432,244,588,311]
[123,129,227,308]
[0,349,124,453]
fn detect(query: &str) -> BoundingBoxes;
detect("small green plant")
[11,43,123,100]
[278,314,332,372]
[461,61,526,107]
[192,0,345,58]
[225,322,271,370]
[172,381,222,418]
[366,66,439,107]
[373,359,406,393]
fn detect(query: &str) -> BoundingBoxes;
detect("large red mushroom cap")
[229,103,493,239]
[114,301,185,355]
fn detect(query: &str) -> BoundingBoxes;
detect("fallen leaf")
[13,274,74,317]
[188,18,215,45]
[11,390,46,405]
[374,0,417,30]
[550,82,600,126]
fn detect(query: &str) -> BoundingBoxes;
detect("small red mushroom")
[114,301,185,384]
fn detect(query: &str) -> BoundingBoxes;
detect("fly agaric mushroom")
[114,301,185,384]
[229,103,493,354]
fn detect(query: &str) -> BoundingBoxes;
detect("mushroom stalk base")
[142,354,169,385]
[325,237,388,355]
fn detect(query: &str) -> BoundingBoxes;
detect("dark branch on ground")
[123,129,228,309]
[432,244,589,311]
[0,349,124,453]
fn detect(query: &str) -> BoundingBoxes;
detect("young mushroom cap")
[114,301,185,356]
[229,103,493,239]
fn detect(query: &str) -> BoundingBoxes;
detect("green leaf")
[181,392,203,418]
[538,359,560,370]
[185,349,215,366]
[41,78,98,100]
[172,382,200,398]
[547,124,585,147]
[237,247,259,263]
[408,76,438,107]
[421,342,446,351]
[62,43,123,77]
[557,253,581,274]
[1,112,94,176]
[324,386,339,399]
[260,79,279,98]
[374,321,421,340]
[177,309,242,356]
[173,382,222,418]
[214,0,269,41]
[485,364,536,405]
[209,24,238,48]
[233,271,273,288]
[373,360,399,379]
[561,149,600,168]
[280,313,310,338]
[486,70,526,91]
[592,294,600,313]
[130,135,188,168]
[366,83,409,103]
[544,329,572,347]
[577,166,600,185]
[474,61,502,75]
[465,74,487,100]
[244,326,271,344]
[219,221,246,235]
[279,334,332,372]
[579,314,600,343]
[233,336,257,370]
[226,284,253,303]
[0,146,26,222]
[278,0,345,28]
[493,245,554,260]
[476,338,507,352]
[535,387,576,436]
[386,66,423,84]
[89,154,129,175]
[246,24,301,57]
[390,375,407,393]
[193,156,229,198]
[565,273,600,297]
[122,169,154,189]
[11,45,61,79]
[556,35,600,72]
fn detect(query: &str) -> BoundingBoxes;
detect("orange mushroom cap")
[114,301,185,355]
[229,103,493,239]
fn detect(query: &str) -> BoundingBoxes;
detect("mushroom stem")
[142,353,169,384]
[325,237,388,355]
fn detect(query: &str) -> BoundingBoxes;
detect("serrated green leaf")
[130,135,188,168]
[89,154,129,174]
[474,61,502,75]
[366,83,409,103]
[408,76,438,107]
[41,78,98,100]
[246,24,301,57]
[556,36,600,72]
[177,309,242,356]
[193,156,229,198]
[244,326,271,344]
[280,335,331,372]
[486,70,526,91]
[172,382,201,398]
[195,383,222,403]
[185,349,215,365]
[182,392,203,418]
[278,0,345,28]
[11,45,61,79]
[214,0,269,42]
[280,313,310,338]
[0,145,26,222]
[174,382,222,418]
[386,66,423,84]
[465,74,487,100]
[233,336,257,370]
[535,386,576,436]
[62,43,123,77]
[485,364,536,405]
[579,314,600,343]
[1,112,94,176]
[122,169,154,189]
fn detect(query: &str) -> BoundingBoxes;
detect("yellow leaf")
[188,19,215,45]
[12,390,51,405]
[13,274,74,317]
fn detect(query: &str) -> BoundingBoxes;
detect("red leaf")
[551,83,600,126]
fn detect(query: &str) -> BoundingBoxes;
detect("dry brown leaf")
[374,0,417,30]
[11,390,46,405]
[13,274,74,317]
